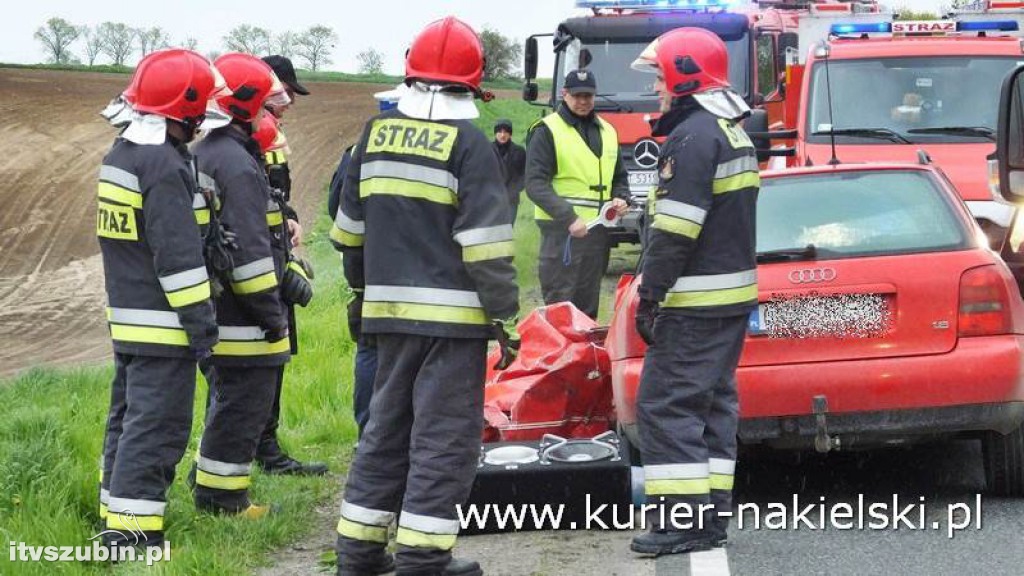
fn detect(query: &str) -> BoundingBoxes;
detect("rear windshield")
[758,170,972,258]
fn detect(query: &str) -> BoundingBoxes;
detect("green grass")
[0,94,630,575]
[0,62,133,74]
[0,214,356,575]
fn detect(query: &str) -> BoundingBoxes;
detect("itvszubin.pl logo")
[9,510,171,565]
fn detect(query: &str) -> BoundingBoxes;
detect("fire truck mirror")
[745,108,771,164]
[997,65,1024,202]
[525,37,539,80]
[523,82,539,103]
[778,32,798,73]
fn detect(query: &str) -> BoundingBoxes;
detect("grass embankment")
[0,96,580,575]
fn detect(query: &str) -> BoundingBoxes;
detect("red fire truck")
[521,0,883,244]
[782,0,1024,246]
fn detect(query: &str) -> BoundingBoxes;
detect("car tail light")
[959,266,1013,337]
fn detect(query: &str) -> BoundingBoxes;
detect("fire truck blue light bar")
[576,0,737,9]
[830,22,892,34]
[956,20,1019,32]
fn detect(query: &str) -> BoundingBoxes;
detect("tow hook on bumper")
[813,395,841,453]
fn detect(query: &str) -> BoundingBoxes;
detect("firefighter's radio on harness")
[194,163,236,299]
[269,188,315,308]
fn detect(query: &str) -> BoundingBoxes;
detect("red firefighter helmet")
[214,53,290,122]
[122,49,227,124]
[253,113,280,153]
[405,16,485,96]
[643,27,730,98]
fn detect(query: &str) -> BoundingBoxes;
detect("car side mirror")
[998,65,1024,202]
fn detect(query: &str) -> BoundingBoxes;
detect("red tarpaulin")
[483,302,614,442]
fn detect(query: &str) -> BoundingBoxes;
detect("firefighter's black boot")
[631,529,716,556]
[257,448,330,476]
[708,514,729,547]
[337,550,396,576]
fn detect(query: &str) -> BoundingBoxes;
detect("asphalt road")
[459,439,1024,575]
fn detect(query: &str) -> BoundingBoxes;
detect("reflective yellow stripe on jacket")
[106,307,190,348]
[663,269,758,309]
[362,285,489,326]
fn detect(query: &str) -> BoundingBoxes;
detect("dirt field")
[0,68,383,376]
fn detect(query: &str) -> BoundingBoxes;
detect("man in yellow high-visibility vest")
[525,69,629,319]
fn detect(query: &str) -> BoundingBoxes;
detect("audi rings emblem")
[633,140,660,169]
[788,268,837,284]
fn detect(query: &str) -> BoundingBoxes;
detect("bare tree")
[295,25,336,72]
[138,27,170,56]
[99,22,136,66]
[81,26,106,66]
[272,31,297,60]
[356,48,385,75]
[34,17,80,64]
[181,36,199,51]
[223,24,271,55]
[207,50,223,62]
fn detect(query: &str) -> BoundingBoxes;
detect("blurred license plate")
[747,294,889,338]
[629,171,658,187]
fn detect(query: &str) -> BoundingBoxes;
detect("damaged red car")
[607,163,1024,495]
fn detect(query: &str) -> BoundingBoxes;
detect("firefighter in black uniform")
[525,69,630,320]
[191,53,294,517]
[492,119,526,225]
[332,17,519,576]
[628,28,760,556]
[97,49,224,548]
[253,54,328,476]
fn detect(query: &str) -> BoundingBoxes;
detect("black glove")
[492,317,521,370]
[190,347,213,362]
[265,325,289,343]
[635,298,659,346]
[347,294,363,341]
[281,258,314,307]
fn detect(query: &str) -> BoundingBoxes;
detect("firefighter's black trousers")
[254,366,287,460]
[195,363,277,512]
[336,334,486,574]
[636,313,748,531]
[537,223,609,320]
[101,353,196,544]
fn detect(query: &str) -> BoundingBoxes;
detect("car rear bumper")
[612,335,1024,449]
[739,401,1024,450]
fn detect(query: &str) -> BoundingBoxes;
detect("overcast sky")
[7,0,949,74]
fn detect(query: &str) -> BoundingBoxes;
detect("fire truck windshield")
[553,36,749,113]
[806,56,1021,144]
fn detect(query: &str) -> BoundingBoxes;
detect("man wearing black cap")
[493,119,526,225]
[525,69,630,320]
[253,54,328,477]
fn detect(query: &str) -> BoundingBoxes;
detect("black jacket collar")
[558,102,597,127]
[651,96,702,137]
